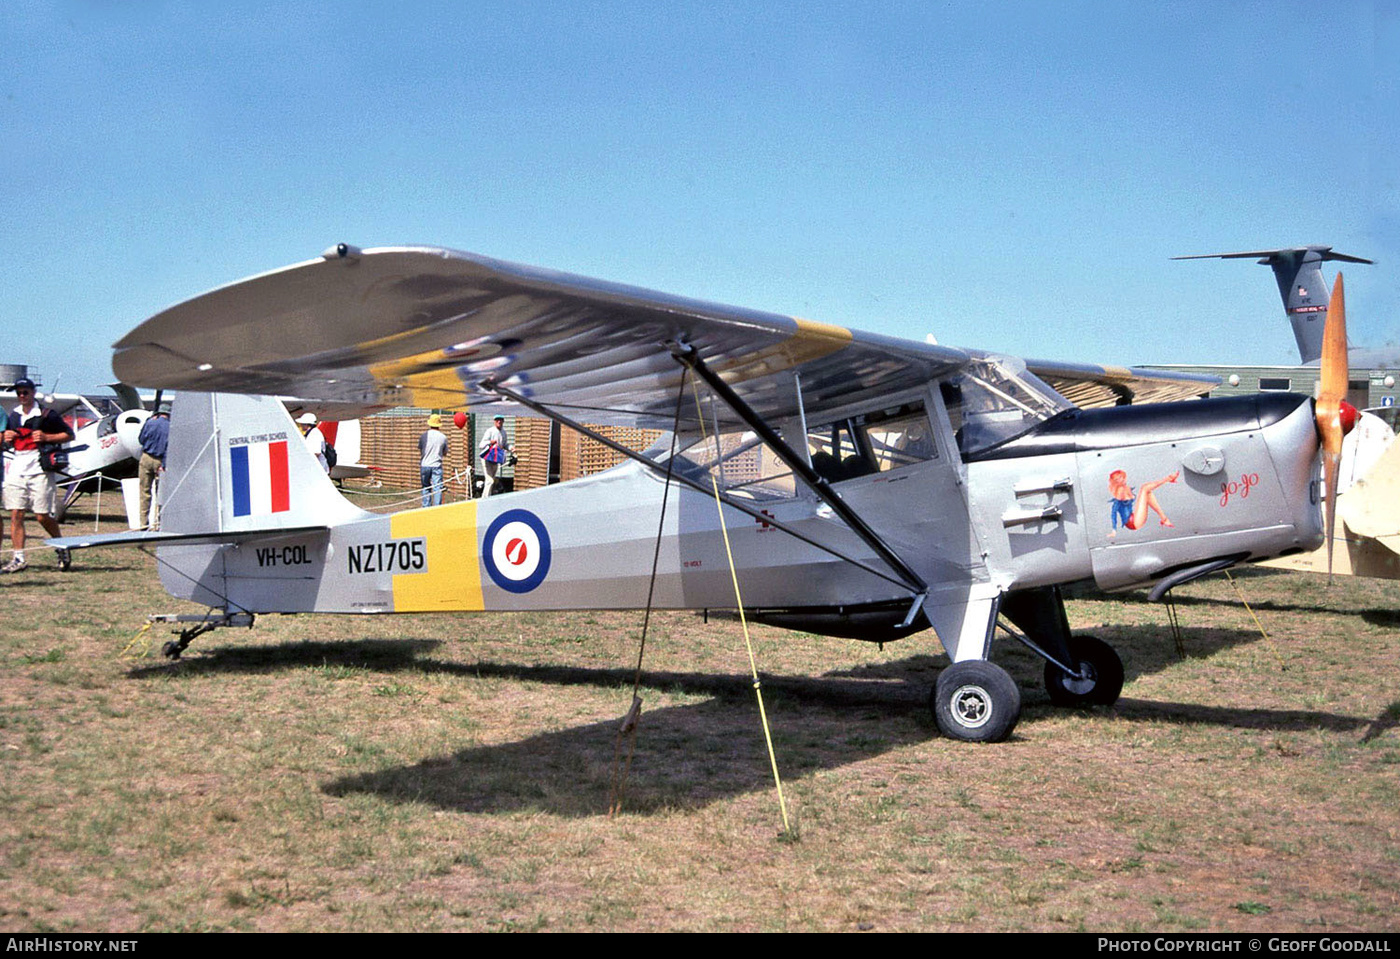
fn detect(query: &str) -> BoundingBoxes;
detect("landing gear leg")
[924,587,1022,741]
[1001,587,1125,708]
[54,484,82,523]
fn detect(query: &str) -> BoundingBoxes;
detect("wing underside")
[113,245,1215,427]
[115,246,973,430]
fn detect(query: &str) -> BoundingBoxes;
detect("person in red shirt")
[2,378,74,572]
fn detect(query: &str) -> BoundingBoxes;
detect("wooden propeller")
[1315,272,1355,582]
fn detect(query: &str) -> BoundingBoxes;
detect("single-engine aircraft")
[2,384,155,521]
[53,244,1359,743]
[55,404,151,520]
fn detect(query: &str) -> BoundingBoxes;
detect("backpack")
[39,444,70,474]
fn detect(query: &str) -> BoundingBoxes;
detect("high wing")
[1026,359,1217,408]
[113,244,1212,423]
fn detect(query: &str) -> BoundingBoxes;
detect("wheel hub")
[1062,661,1097,695]
[950,683,993,728]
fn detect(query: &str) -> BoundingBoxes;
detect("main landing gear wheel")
[932,660,1021,743]
[54,485,82,523]
[1044,634,1123,707]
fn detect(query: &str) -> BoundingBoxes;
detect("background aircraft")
[57,245,1355,744]
[1263,410,1400,579]
[0,383,153,521]
[1174,246,1378,365]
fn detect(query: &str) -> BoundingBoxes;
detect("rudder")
[160,393,367,534]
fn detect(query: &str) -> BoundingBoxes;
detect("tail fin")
[161,392,367,535]
[1173,246,1373,363]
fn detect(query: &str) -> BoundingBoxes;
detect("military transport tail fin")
[1173,246,1373,364]
[160,392,368,536]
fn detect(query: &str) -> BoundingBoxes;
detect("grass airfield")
[1,497,1397,932]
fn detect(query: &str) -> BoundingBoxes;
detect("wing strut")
[479,380,918,595]
[669,343,929,596]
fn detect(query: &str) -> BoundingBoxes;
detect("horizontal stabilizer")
[49,525,330,551]
[1172,248,1374,265]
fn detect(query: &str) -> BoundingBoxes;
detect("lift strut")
[668,342,928,596]
[479,376,922,597]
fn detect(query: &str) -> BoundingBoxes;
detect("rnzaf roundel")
[482,508,552,593]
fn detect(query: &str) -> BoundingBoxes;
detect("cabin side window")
[664,429,798,501]
[658,397,940,496]
[854,404,937,472]
[807,401,937,483]
[806,420,867,482]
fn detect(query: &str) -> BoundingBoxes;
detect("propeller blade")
[1315,273,1348,581]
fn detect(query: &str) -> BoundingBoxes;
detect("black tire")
[1044,634,1123,707]
[932,660,1022,742]
[54,485,80,523]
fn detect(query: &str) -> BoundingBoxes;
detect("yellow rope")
[1223,569,1286,671]
[121,621,154,659]
[692,382,791,835]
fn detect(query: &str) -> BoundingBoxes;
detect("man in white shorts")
[3,377,73,572]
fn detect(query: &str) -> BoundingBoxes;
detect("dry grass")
[1,499,1397,931]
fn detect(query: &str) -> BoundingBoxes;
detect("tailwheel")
[150,612,255,660]
[1044,634,1123,707]
[932,660,1021,742]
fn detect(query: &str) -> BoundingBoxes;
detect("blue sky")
[3,0,1396,393]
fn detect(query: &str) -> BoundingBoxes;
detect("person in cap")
[297,412,329,473]
[2,377,74,572]
[418,413,449,507]
[137,407,170,530]
[477,414,512,498]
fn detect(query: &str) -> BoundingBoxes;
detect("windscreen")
[941,355,1072,457]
